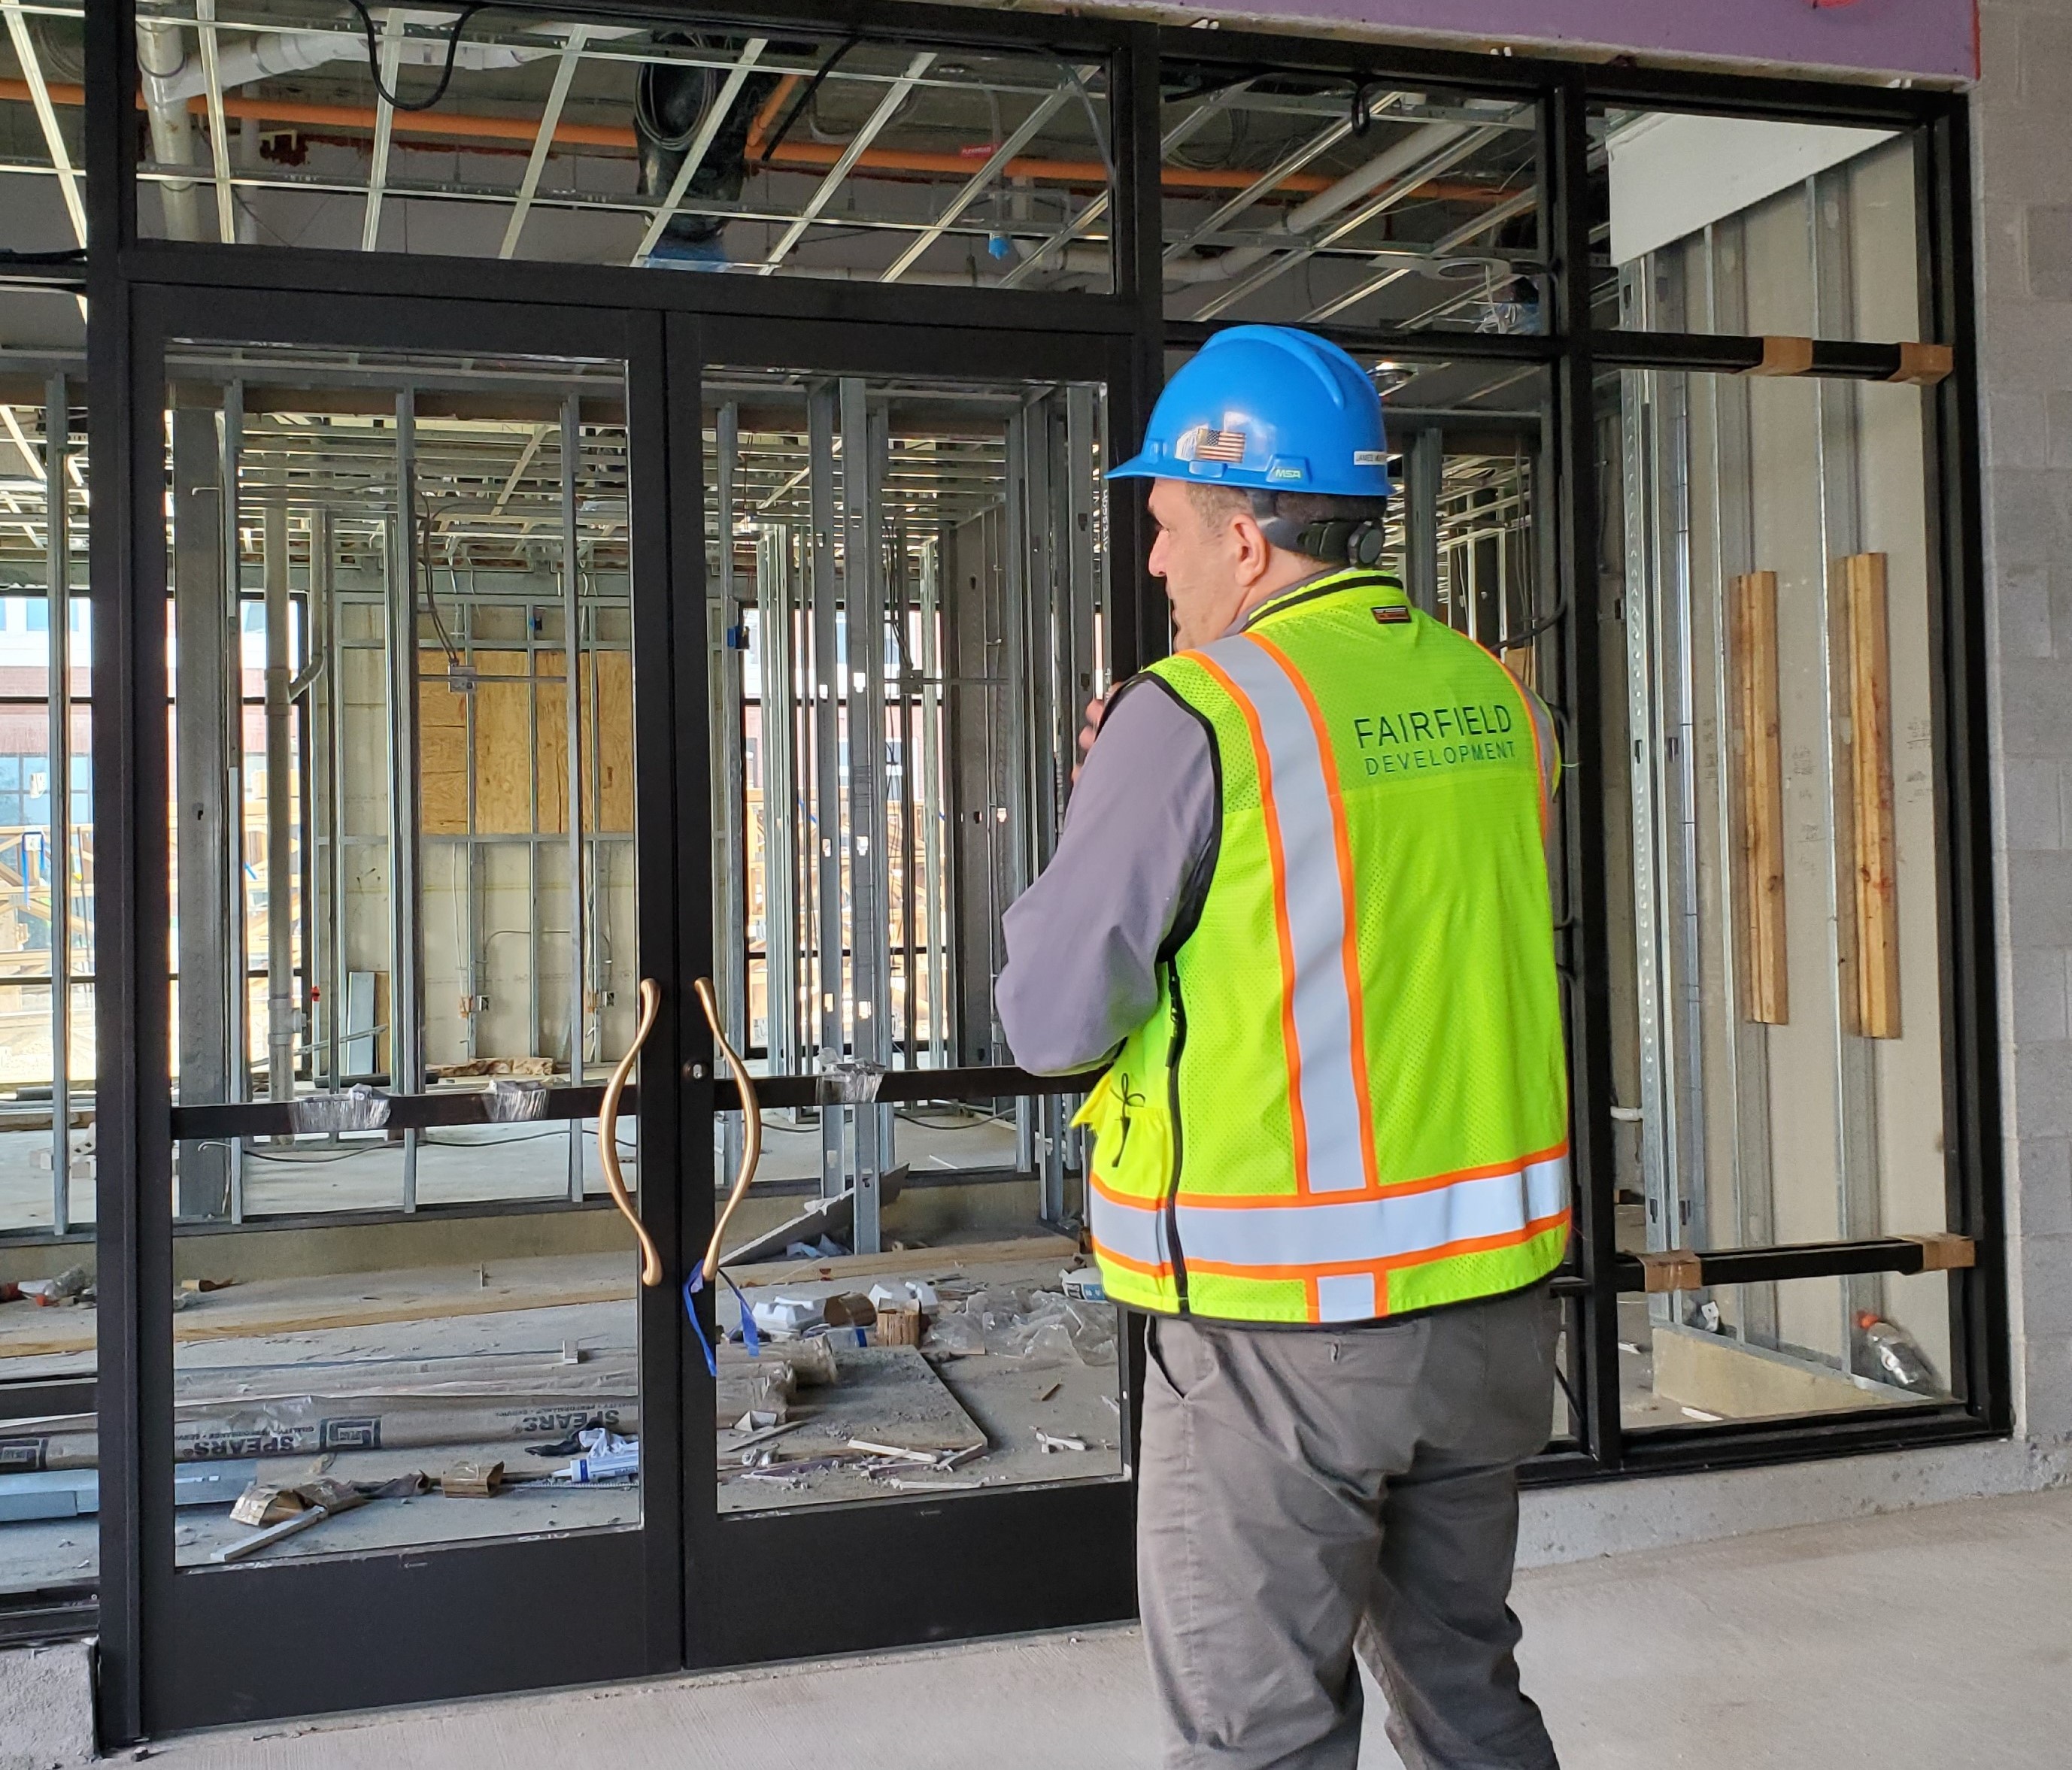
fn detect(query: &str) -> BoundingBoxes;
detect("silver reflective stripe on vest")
[1204,632,1370,1196]
[1514,677,1558,823]
[1091,1150,1567,1276]
[1088,1186,1173,1273]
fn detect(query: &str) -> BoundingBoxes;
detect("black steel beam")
[1549,67,1625,1476]
[1587,329,1943,380]
[1919,94,2010,1432]
[0,1378,95,1421]
[1166,318,1560,363]
[167,1062,1101,1141]
[86,0,144,1743]
[1613,1238,1979,1288]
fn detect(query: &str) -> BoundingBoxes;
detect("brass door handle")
[599,977,665,1287]
[695,976,762,1281]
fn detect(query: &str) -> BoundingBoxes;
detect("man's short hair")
[1185,483,1391,561]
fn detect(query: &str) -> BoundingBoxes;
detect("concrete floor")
[128,1487,2072,1768]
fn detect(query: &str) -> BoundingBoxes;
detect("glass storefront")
[0,0,1994,1741]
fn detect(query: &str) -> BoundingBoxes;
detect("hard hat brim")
[1105,449,1164,481]
[1106,451,1396,497]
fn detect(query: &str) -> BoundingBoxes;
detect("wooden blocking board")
[1728,571,1788,1025]
[1843,551,1901,1038]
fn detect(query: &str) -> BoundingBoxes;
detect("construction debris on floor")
[0,1241,1128,1577]
[709,1262,1121,1504]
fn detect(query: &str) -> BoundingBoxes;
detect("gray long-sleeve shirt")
[995,675,1218,1075]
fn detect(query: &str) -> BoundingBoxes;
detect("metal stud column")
[1703,216,1779,1346]
[1810,165,1886,1353]
[561,393,585,1202]
[758,522,801,1077]
[713,403,748,1193]
[387,389,424,1210]
[808,383,845,1205]
[263,493,296,1124]
[44,377,70,1232]
[1406,427,1444,616]
[842,382,892,1253]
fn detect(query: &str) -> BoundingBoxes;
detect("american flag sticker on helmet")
[1180,424,1248,463]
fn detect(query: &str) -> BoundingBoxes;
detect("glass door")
[132,288,687,1730]
[680,314,1145,1665]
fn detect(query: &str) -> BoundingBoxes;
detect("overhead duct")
[634,33,778,265]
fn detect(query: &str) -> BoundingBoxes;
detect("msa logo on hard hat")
[1176,423,1248,465]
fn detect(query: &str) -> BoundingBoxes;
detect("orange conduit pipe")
[7,76,1505,204]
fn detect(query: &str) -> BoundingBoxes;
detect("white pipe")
[136,20,205,241]
[152,29,347,105]
[151,16,614,104]
[1157,122,1471,287]
[1286,123,1472,237]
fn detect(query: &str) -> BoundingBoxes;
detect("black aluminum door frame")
[105,283,688,1735]
[674,311,1148,1670]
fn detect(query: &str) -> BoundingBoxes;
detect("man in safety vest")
[997,324,1567,1770]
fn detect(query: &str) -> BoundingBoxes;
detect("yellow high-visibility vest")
[1076,569,1569,1324]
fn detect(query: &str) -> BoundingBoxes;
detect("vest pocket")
[1075,1066,1173,1202]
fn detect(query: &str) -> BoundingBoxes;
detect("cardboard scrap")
[440,1459,505,1498]
[230,1484,308,1529]
[875,1305,924,1347]
[822,1293,877,1329]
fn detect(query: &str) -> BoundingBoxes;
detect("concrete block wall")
[1979,0,2072,1457]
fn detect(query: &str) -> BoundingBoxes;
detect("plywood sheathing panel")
[533,650,631,835]
[1728,571,1788,1024]
[588,649,634,832]
[472,649,535,834]
[1843,551,1902,1038]
[418,650,469,835]
[536,672,569,835]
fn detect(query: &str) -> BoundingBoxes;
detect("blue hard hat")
[1109,325,1394,499]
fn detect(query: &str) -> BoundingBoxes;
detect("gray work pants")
[1137,1284,1561,1770]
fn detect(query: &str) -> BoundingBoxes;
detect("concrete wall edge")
[1518,1435,2071,1567]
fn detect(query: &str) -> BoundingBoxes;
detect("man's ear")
[1227,508,1273,589]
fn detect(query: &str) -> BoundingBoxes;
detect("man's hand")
[1071,693,1107,783]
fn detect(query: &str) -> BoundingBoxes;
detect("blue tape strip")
[683,1266,760,1380]
[729,1270,760,1357]
[683,1271,716,1378]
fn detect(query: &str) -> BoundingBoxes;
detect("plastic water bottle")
[1855,1311,1938,1394]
